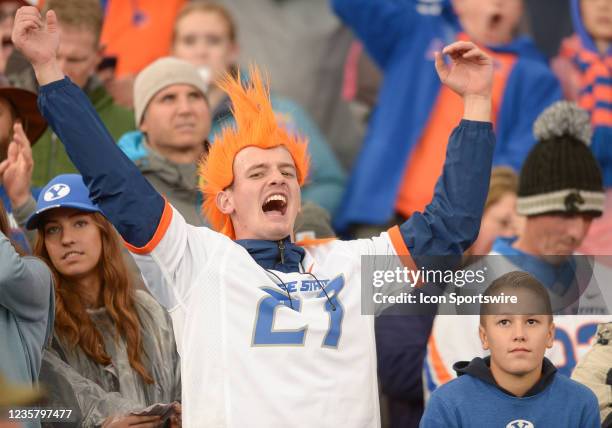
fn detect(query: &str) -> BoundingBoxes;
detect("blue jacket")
[420,356,600,427]
[211,72,346,217]
[37,76,493,272]
[332,0,561,230]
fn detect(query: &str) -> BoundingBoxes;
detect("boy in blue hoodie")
[332,0,561,231]
[420,271,600,428]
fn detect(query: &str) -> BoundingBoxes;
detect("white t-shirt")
[133,204,407,427]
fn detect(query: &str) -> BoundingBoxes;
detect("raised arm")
[0,122,40,247]
[331,0,418,68]
[400,42,495,265]
[11,7,164,248]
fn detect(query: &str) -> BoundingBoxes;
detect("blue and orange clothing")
[332,0,562,229]
[36,76,493,427]
[553,0,612,186]
[100,0,187,78]
[396,35,518,217]
[36,75,494,273]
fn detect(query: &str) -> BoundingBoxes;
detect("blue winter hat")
[26,174,103,230]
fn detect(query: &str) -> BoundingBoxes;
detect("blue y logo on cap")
[44,183,71,202]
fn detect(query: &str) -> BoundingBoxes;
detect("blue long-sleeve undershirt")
[38,77,495,260]
[38,78,164,248]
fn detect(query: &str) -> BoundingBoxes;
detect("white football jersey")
[134,204,407,427]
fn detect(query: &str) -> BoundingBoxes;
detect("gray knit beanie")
[134,57,209,125]
[517,101,604,217]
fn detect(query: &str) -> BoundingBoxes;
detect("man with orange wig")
[13,6,495,427]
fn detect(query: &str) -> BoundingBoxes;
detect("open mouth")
[488,13,503,28]
[262,194,288,216]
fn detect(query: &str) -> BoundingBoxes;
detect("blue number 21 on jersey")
[253,275,345,348]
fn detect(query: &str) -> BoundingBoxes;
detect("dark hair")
[480,271,553,325]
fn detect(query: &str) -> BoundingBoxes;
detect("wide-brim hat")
[0,86,47,144]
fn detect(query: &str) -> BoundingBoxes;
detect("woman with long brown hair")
[0,198,53,428]
[26,174,181,428]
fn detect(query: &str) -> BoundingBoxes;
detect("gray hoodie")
[0,232,54,428]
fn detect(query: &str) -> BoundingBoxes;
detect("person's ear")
[216,189,234,215]
[546,321,555,349]
[479,323,490,351]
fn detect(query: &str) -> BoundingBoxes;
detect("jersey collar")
[235,237,305,274]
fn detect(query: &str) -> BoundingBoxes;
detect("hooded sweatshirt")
[424,237,612,403]
[332,0,561,230]
[553,0,612,186]
[420,356,600,427]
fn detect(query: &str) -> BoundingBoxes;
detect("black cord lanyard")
[261,263,336,311]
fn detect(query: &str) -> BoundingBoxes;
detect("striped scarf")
[559,34,612,129]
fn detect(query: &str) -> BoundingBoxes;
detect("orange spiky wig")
[198,65,310,239]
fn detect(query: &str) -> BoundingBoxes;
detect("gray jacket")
[133,143,206,227]
[40,290,180,427]
[0,232,54,428]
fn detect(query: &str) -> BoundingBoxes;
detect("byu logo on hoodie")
[506,420,534,428]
